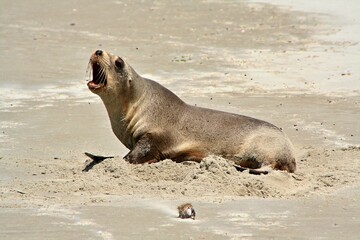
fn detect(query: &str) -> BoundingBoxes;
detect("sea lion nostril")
[95,50,103,56]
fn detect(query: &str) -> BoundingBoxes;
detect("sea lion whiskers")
[85,60,92,82]
[98,57,114,86]
[96,56,111,68]
[102,57,112,68]
[93,64,101,82]
[98,66,107,85]
[91,58,109,86]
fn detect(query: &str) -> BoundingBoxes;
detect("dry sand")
[2,147,360,207]
[0,0,359,239]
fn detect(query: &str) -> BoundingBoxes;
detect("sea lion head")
[87,50,135,98]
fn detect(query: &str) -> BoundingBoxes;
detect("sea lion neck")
[99,73,149,149]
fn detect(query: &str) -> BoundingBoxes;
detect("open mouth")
[87,61,107,91]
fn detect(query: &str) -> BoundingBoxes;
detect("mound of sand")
[2,146,359,207]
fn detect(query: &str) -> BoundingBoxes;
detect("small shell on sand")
[177,203,196,220]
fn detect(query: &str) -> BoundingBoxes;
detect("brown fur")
[87,50,296,172]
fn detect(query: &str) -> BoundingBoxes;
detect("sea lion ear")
[115,57,124,69]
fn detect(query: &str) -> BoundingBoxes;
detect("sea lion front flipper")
[123,133,159,164]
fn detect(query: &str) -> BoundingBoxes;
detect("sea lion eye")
[115,58,124,69]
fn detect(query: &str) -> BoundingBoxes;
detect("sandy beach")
[0,0,359,239]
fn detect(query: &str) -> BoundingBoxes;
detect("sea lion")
[87,50,296,172]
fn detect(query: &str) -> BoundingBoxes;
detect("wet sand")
[0,0,359,239]
[1,193,359,240]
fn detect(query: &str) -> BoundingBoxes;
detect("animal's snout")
[95,50,103,56]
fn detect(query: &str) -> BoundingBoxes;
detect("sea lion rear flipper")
[83,152,114,172]
[234,164,269,175]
